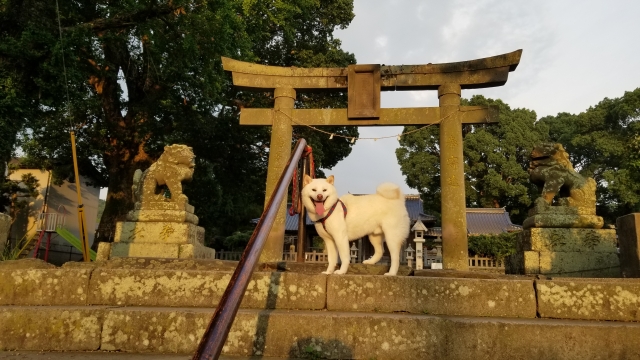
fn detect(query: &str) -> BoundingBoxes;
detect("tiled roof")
[466,208,522,235]
[405,195,436,223]
[423,208,521,237]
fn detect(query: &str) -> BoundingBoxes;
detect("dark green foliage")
[467,232,519,260]
[1,0,358,247]
[396,95,549,225]
[540,88,640,225]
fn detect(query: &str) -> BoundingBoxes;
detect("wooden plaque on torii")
[222,50,522,270]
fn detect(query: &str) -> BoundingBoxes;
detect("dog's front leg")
[333,231,351,275]
[321,236,338,275]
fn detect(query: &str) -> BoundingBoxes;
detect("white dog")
[301,175,410,275]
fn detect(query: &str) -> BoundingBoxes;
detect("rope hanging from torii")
[289,145,315,216]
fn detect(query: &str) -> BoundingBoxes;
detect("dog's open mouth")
[311,197,327,216]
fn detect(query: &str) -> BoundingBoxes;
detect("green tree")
[396,95,549,224]
[2,0,358,247]
[540,88,640,224]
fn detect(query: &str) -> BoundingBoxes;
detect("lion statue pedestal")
[97,144,215,260]
[506,143,619,277]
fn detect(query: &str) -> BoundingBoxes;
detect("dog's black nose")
[316,194,323,201]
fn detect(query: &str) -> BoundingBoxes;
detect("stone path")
[0,352,290,360]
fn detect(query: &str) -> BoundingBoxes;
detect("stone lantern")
[411,219,428,270]
[350,243,359,264]
[405,244,415,268]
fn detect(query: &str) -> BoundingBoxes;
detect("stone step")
[2,306,640,359]
[0,351,284,359]
[4,265,640,322]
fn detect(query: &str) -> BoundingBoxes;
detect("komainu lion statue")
[528,143,596,209]
[132,144,195,207]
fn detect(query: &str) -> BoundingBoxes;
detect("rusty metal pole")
[296,156,308,263]
[438,83,469,271]
[260,87,296,263]
[70,131,91,262]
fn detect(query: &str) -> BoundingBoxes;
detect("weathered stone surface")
[0,307,103,351]
[265,262,413,276]
[0,258,55,270]
[617,213,640,278]
[508,228,620,277]
[538,252,619,277]
[0,269,90,305]
[178,243,215,259]
[101,307,640,359]
[114,222,204,245]
[110,243,181,259]
[519,228,617,253]
[126,209,198,225]
[523,214,604,229]
[88,269,326,309]
[537,278,640,321]
[326,275,536,318]
[96,242,111,262]
[90,257,237,271]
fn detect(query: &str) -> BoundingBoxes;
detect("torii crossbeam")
[222,50,522,270]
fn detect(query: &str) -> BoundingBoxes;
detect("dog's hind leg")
[385,238,401,276]
[322,237,338,275]
[363,233,384,265]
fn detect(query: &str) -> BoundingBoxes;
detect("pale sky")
[325,0,640,195]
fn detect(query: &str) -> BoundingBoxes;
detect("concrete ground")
[0,352,293,360]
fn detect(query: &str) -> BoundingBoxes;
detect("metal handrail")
[192,138,308,360]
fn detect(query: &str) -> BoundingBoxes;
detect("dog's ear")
[327,175,334,185]
[303,174,313,186]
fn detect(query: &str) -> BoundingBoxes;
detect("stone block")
[326,275,536,318]
[178,243,215,259]
[523,214,603,229]
[114,222,204,245]
[136,201,194,213]
[99,307,640,359]
[110,242,181,258]
[616,213,640,277]
[0,307,103,351]
[0,269,90,305]
[96,242,111,261]
[520,228,617,253]
[126,209,199,224]
[88,269,326,309]
[538,251,620,277]
[537,278,640,321]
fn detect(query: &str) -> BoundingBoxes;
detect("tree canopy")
[396,95,549,224]
[540,88,640,224]
[1,0,358,247]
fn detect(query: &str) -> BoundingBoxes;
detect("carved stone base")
[108,242,215,259]
[114,222,204,244]
[523,214,604,229]
[506,228,619,277]
[126,210,199,225]
[97,220,215,260]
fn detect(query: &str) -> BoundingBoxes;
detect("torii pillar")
[222,50,522,269]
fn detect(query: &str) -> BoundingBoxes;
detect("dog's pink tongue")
[315,201,325,216]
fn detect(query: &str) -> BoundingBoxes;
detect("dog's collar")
[315,199,347,232]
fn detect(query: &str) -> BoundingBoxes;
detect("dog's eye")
[322,189,327,192]
[311,188,316,192]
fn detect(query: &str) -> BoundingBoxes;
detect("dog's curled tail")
[376,182,403,200]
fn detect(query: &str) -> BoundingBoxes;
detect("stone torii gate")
[222,50,522,270]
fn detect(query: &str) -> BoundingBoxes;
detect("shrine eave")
[221,49,522,91]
